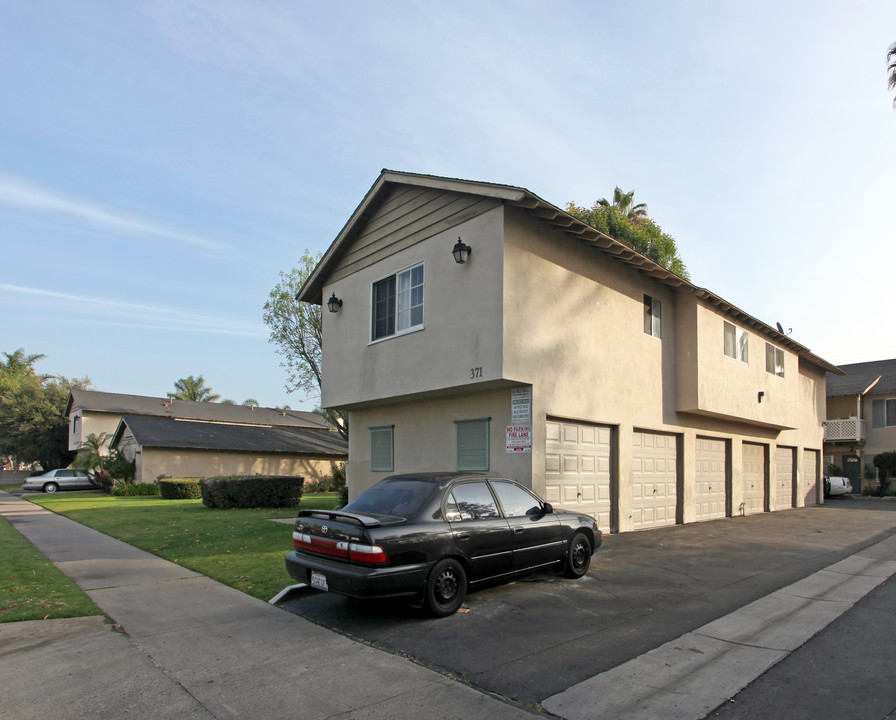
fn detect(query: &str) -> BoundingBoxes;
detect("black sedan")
[285,472,601,617]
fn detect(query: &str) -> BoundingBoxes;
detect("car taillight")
[348,543,388,564]
[293,532,387,564]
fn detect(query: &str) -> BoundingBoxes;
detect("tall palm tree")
[888,41,896,108]
[173,375,220,402]
[597,187,648,222]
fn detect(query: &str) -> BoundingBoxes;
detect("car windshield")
[344,480,438,517]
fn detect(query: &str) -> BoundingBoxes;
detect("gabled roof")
[298,169,842,376]
[827,359,896,397]
[110,415,348,456]
[66,389,330,430]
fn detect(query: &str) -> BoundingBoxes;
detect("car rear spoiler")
[296,509,401,527]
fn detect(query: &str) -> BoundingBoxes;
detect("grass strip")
[28,492,341,602]
[0,515,103,623]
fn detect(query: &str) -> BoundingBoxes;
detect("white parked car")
[824,476,852,498]
[21,469,96,493]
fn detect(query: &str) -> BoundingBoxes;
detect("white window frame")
[455,418,490,471]
[765,343,784,377]
[370,426,394,472]
[370,262,424,343]
[643,294,662,339]
[724,322,749,363]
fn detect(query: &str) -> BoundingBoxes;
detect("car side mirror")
[543,502,553,514]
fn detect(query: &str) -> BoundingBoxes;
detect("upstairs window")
[372,263,424,341]
[872,399,896,428]
[765,343,784,377]
[643,294,662,338]
[724,322,749,363]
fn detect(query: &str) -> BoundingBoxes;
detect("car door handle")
[513,526,524,534]
[454,532,470,541]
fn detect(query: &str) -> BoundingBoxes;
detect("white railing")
[824,417,866,443]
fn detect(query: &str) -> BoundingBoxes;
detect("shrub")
[105,449,136,483]
[112,482,161,497]
[160,478,202,500]
[338,485,349,508]
[200,475,304,509]
[91,469,115,494]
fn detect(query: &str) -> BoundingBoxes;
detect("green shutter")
[456,419,489,471]
[370,426,393,471]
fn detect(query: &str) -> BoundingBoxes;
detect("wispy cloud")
[0,173,228,252]
[0,284,264,338]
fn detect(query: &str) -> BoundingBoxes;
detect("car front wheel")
[563,531,592,578]
[43,482,59,494]
[424,558,467,617]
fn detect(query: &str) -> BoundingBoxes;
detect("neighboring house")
[66,390,346,483]
[110,415,348,484]
[824,358,896,492]
[296,170,841,533]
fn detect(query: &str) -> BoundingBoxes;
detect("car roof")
[380,472,518,489]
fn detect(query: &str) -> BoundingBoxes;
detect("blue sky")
[2,1,894,410]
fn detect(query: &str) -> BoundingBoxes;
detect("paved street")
[278,499,896,707]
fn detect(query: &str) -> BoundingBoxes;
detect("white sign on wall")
[506,424,532,453]
[511,387,531,424]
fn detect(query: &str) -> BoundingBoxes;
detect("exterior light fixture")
[327,293,343,313]
[758,391,765,403]
[452,237,472,264]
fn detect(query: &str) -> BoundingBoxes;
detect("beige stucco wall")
[322,199,828,528]
[70,411,120,453]
[346,387,532,499]
[321,207,506,409]
[134,448,341,485]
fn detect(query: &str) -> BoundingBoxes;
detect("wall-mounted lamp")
[452,237,472,264]
[758,391,765,403]
[327,293,343,313]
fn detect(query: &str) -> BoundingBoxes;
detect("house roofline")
[297,170,842,377]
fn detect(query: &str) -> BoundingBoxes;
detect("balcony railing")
[824,417,866,443]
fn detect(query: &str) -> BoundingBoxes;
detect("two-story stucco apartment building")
[298,171,841,533]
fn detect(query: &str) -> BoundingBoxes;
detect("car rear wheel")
[563,531,592,578]
[43,482,59,494]
[424,558,466,617]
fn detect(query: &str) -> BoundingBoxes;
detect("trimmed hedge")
[160,478,202,500]
[200,475,304,509]
[112,481,161,497]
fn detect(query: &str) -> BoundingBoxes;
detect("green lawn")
[26,491,341,602]
[1,515,103,622]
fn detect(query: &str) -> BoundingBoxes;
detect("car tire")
[424,558,466,617]
[43,482,59,494]
[563,531,592,578]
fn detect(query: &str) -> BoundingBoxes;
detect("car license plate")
[310,571,328,591]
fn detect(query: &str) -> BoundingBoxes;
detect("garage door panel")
[741,443,767,515]
[775,447,795,511]
[803,449,819,505]
[546,419,613,531]
[632,430,678,530]
[696,437,727,521]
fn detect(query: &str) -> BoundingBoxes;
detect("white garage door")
[545,419,613,531]
[695,437,727,521]
[741,442,767,515]
[803,449,820,506]
[774,446,795,511]
[632,431,678,530]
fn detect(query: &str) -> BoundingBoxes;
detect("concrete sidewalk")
[3,491,895,720]
[0,493,536,720]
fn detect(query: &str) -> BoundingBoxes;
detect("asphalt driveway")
[277,499,896,706]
